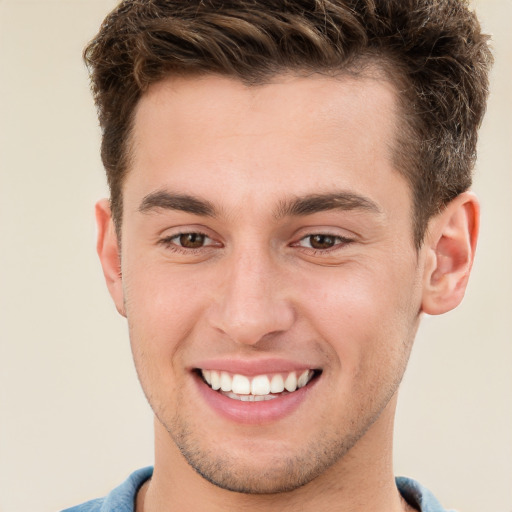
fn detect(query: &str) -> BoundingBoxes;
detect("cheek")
[294,261,421,374]
[121,259,212,391]
[123,257,208,331]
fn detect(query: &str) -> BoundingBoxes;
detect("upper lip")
[192,357,320,376]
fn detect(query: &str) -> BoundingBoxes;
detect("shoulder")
[61,467,154,512]
[61,497,104,512]
[396,476,455,512]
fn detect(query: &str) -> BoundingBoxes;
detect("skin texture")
[96,74,478,512]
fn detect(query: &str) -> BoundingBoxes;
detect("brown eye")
[308,234,337,249]
[178,233,206,248]
[295,233,352,251]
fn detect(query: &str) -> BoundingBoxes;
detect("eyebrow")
[139,190,217,217]
[138,189,381,219]
[275,192,381,219]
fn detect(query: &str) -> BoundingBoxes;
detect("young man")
[65,1,492,510]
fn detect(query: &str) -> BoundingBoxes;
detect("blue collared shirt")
[61,467,453,511]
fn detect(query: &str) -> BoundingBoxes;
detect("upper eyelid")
[299,232,352,240]
[291,224,358,237]
[295,232,354,243]
[158,226,215,240]
[167,230,211,239]
[294,234,353,247]
[157,229,354,247]
[162,232,216,246]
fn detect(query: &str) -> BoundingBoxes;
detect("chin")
[180,448,329,494]
[164,417,363,495]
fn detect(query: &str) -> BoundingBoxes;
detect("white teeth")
[270,374,285,393]
[284,371,298,392]
[203,370,212,386]
[297,370,310,388]
[232,374,251,395]
[220,371,231,392]
[210,370,221,390]
[251,375,271,395]
[227,392,278,402]
[201,369,314,397]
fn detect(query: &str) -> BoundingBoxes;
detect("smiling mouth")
[197,369,321,401]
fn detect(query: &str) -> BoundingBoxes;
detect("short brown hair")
[84,0,492,246]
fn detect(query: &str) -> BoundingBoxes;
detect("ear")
[96,199,126,317]
[421,192,479,315]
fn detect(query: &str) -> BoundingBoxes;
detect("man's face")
[112,74,426,493]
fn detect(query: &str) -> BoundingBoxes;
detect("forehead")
[133,72,398,154]
[126,73,409,221]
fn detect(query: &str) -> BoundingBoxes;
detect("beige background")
[0,1,510,511]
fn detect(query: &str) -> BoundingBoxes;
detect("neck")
[140,396,411,512]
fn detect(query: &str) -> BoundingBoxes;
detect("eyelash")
[158,232,353,255]
[158,231,217,254]
[293,234,353,254]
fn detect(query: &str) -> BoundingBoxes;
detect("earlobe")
[421,192,479,315]
[95,199,126,317]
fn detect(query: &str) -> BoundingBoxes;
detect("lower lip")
[194,373,318,425]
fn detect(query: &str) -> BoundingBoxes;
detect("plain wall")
[0,1,510,511]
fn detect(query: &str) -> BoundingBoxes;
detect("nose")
[208,247,295,346]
